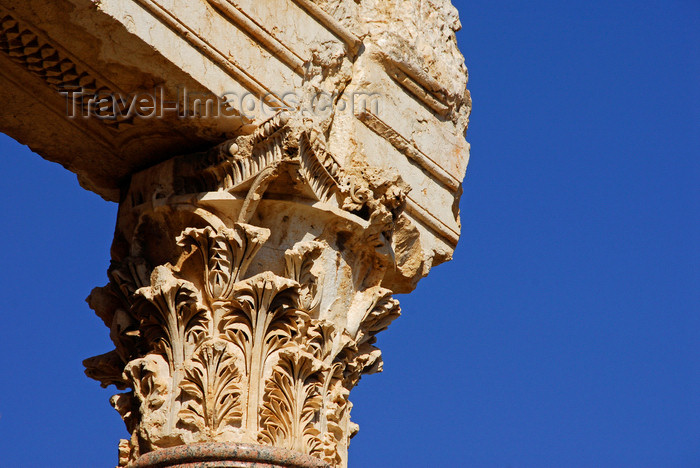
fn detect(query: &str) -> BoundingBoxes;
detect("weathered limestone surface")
[0,0,470,466]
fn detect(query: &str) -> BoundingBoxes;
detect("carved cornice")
[355,108,460,191]
[404,196,459,246]
[352,108,460,245]
[0,8,134,130]
[207,0,305,75]
[131,0,284,108]
[290,0,362,56]
[382,55,452,117]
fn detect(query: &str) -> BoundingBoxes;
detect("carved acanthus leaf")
[83,349,129,390]
[178,339,244,437]
[111,392,136,428]
[177,224,270,301]
[218,271,303,437]
[355,287,401,346]
[134,266,207,369]
[109,256,151,300]
[86,284,123,330]
[124,354,170,414]
[299,129,344,203]
[302,321,354,465]
[221,272,302,372]
[345,287,401,380]
[284,240,325,314]
[259,349,324,455]
[123,354,178,451]
[316,373,350,466]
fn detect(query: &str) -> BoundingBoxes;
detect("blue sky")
[0,1,698,467]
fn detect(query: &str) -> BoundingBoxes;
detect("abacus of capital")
[0,1,471,466]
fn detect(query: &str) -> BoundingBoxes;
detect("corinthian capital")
[84,112,426,466]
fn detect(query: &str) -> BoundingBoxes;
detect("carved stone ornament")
[0,0,470,465]
[85,112,406,467]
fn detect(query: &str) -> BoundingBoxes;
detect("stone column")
[84,113,408,466]
[0,0,471,466]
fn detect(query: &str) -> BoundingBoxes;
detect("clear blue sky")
[0,1,698,466]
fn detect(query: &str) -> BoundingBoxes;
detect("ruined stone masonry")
[0,0,471,466]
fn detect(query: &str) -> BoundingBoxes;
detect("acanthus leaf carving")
[305,322,354,466]
[177,224,270,301]
[259,349,324,454]
[178,339,244,438]
[83,349,129,390]
[88,213,403,466]
[134,265,208,370]
[284,240,325,314]
[109,256,151,301]
[123,353,178,451]
[221,271,303,438]
[83,259,148,390]
[345,286,401,381]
